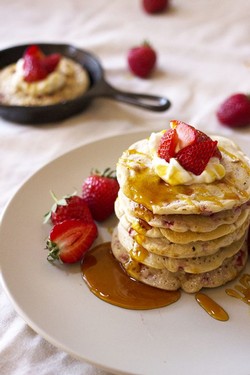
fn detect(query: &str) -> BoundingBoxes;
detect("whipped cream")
[11,58,67,96]
[148,131,226,186]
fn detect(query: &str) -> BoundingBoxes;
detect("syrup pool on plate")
[81,242,181,310]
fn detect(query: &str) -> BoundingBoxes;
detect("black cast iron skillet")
[0,43,171,124]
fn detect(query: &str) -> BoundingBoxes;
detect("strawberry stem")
[91,167,117,179]
[46,240,60,262]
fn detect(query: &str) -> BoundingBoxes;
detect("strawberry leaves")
[44,191,94,226]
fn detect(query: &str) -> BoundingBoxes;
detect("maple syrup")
[195,292,229,321]
[81,242,181,310]
[226,274,250,305]
[81,242,231,321]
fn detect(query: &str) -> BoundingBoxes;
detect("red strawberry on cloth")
[216,93,250,128]
[142,0,169,13]
[46,219,97,263]
[127,41,157,78]
[82,168,119,222]
[44,192,94,225]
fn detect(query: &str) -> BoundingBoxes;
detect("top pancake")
[117,135,250,215]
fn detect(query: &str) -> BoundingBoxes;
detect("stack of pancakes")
[111,133,250,293]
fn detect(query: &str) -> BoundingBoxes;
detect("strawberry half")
[23,54,48,82]
[171,120,200,149]
[82,168,119,222]
[176,139,218,175]
[157,129,178,162]
[43,53,61,74]
[23,45,61,82]
[46,219,98,263]
[24,45,44,59]
[44,192,94,225]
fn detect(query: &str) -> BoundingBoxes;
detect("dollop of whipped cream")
[11,58,67,96]
[148,131,226,186]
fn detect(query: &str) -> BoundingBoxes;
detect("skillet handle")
[87,80,171,112]
[112,90,171,112]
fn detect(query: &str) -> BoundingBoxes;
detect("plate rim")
[1,130,250,375]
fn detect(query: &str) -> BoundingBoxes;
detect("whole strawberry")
[127,42,157,78]
[44,192,94,225]
[46,219,97,263]
[82,168,119,221]
[216,93,250,128]
[142,0,169,13]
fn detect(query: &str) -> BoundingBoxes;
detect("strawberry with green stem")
[82,168,119,222]
[46,219,97,263]
[44,191,94,225]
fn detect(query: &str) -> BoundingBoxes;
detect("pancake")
[112,228,248,293]
[117,214,250,258]
[118,229,246,273]
[159,209,249,243]
[112,127,250,293]
[116,191,248,233]
[117,136,250,215]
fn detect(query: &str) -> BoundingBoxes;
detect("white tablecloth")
[0,1,250,374]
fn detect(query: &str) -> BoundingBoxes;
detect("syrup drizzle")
[81,242,181,310]
[225,274,250,305]
[81,242,233,321]
[195,292,229,321]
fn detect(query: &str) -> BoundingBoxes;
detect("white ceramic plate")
[0,131,250,375]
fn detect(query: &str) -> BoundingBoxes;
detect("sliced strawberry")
[171,120,198,149]
[22,45,61,82]
[46,219,98,263]
[23,55,48,82]
[158,129,178,162]
[43,53,61,74]
[212,147,222,160]
[24,45,44,59]
[176,140,218,175]
[44,192,94,225]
